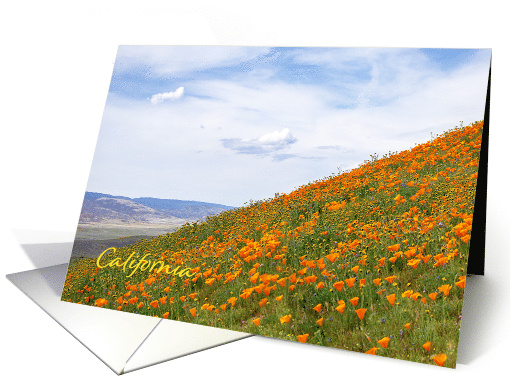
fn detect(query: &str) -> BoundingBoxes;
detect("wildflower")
[377,337,390,348]
[438,284,452,297]
[297,334,309,343]
[345,277,356,288]
[280,314,291,324]
[259,298,268,307]
[432,353,447,366]
[333,281,344,292]
[355,308,367,320]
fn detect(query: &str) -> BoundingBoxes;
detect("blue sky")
[86,47,491,207]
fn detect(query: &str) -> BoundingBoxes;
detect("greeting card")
[61,46,490,368]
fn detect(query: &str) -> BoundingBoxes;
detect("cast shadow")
[14,241,74,295]
[456,275,496,364]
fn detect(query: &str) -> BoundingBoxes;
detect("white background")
[1,1,508,380]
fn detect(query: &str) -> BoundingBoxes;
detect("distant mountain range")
[79,192,235,225]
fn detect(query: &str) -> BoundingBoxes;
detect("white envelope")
[6,233,251,375]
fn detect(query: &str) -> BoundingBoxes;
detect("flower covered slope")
[62,121,484,368]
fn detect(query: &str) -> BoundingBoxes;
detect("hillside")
[62,121,483,368]
[79,192,234,224]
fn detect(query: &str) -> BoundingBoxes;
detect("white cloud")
[258,128,295,145]
[221,128,297,157]
[150,87,184,104]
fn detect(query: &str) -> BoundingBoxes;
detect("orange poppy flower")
[316,317,324,326]
[422,342,431,351]
[189,307,197,317]
[355,308,367,320]
[345,277,356,288]
[95,298,108,308]
[150,300,159,309]
[127,297,136,305]
[240,291,252,299]
[252,317,261,326]
[259,298,268,307]
[438,284,452,297]
[386,294,396,306]
[326,252,339,263]
[377,337,390,348]
[365,347,377,355]
[387,244,400,251]
[304,275,317,284]
[227,297,237,306]
[335,301,345,313]
[333,281,344,292]
[280,314,291,324]
[276,295,284,301]
[297,334,309,343]
[404,323,411,329]
[432,353,447,366]
[410,292,421,301]
[351,266,359,273]
[220,304,227,311]
[460,234,471,244]
[162,312,169,319]
[428,292,437,301]
[407,259,421,269]
[315,282,324,290]
[350,297,359,306]
[313,303,322,312]
[384,275,396,284]
[373,278,382,286]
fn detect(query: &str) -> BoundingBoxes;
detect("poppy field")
[62,121,483,368]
